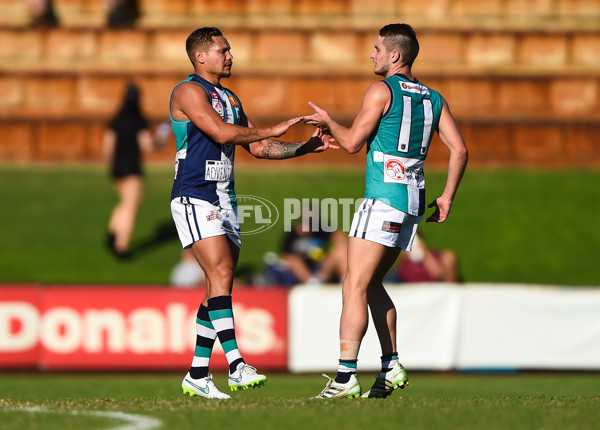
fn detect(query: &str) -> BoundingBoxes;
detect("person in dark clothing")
[278,218,347,286]
[103,84,153,258]
[105,0,140,27]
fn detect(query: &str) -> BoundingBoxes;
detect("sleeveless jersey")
[169,74,243,211]
[364,74,443,216]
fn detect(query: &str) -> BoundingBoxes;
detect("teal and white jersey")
[364,74,443,216]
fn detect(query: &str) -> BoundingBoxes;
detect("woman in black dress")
[103,84,152,258]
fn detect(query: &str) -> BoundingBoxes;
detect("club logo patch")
[206,209,222,222]
[212,99,224,117]
[208,91,224,117]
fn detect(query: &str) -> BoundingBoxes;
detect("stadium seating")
[0,0,599,166]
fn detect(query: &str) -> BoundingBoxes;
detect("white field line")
[5,407,162,430]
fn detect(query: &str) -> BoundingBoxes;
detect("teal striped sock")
[208,295,244,374]
[189,304,216,379]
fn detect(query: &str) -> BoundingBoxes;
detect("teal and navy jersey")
[170,74,243,211]
[364,74,443,216]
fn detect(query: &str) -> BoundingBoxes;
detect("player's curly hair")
[379,23,419,67]
[186,27,224,65]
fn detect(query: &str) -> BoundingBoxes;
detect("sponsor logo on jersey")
[385,159,406,180]
[212,99,224,117]
[205,160,233,181]
[209,91,224,117]
[400,82,430,95]
[381,154,425,185]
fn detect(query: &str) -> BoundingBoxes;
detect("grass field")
[1,372,598,430]
[0,164,599,286]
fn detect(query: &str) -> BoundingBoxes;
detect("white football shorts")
[349,198,422,250]
[171,197,241,249]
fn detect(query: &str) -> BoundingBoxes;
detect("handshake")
[271,101,340,154]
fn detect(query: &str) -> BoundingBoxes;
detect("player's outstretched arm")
[171,82,302,145]
[426,98,468,223]
[243,119,339,160]
[304,81,389,154]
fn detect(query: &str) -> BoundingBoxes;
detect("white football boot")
[313,374,362,399]
[182,372,231,399]
[228,362,267,391]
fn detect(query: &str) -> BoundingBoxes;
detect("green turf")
[0,165,598,285]
[0,372,598,430]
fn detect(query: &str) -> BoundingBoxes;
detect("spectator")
[263,216,347,287]
[103,84,153,259]
[104,0,139,27]
[397,233,460,283]
[170,249,206,288]
[23,0,58,27]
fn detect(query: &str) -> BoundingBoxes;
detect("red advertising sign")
[0,286,288,371]
[0,286,40,368]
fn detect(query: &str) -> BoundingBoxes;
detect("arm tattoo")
[261,139,304,159]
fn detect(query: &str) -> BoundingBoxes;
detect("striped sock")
[381,352,399,372]
[335,359,357,384]
[208,295,245,374]
[189,305,216,379]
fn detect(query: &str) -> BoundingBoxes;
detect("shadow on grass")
[128,220,179,258]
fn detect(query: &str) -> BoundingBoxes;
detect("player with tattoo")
[170,27,336,399]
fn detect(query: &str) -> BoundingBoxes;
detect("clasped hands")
[272,101,335,153]
[294,101,338,153]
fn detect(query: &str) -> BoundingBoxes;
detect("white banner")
[288,285,461,372]
[288,284,600,372]
[456,284,600,370]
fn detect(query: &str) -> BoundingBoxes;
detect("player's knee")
[207,262,234,284]
[342,278,368,299]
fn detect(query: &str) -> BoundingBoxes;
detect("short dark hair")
[379,23,419,67]
[186,27,223,65]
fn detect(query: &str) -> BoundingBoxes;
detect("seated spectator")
[397,234,460,283]
[170,249,206,288]
[23,0,59,27]
[262,216,347,287]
